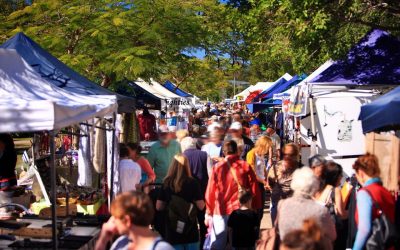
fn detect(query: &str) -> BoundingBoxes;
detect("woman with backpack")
[156,154,205,250]
[352,153,396,250]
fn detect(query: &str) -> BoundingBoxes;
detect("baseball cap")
[158,125,169,134]
[229,122,243,131]
[168,126,177,133]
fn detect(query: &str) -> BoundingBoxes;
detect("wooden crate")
[365,132,400,191]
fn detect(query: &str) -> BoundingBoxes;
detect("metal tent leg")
[109,112,117,203]
[49,131,58,250]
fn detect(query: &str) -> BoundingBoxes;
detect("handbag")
[364,189,399,250]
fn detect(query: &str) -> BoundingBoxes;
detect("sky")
[183,0,229,58]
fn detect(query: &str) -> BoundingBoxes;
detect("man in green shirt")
[146,125,181,183]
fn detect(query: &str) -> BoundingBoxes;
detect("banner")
[288,84,309,117]
[282,97,290,114]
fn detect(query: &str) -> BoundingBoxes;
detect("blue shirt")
[184,148,209,195]
[353,177,381,250]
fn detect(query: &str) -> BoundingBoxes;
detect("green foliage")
[231,0,400,81]
[0,0,225,92]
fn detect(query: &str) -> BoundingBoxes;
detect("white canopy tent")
[0,49,117,133]
[233,85,254,100]
[282,60,380,175]
[135,78,194,112]
[0,49,118,249]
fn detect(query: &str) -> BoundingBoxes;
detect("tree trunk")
[101,73,112,88]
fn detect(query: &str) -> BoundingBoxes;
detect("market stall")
[359,86,400,191]
[1,32,135,113]
[0,49,117,249]
[297,29,400,175]
[250,73,293,103]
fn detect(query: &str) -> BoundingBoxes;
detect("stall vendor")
[0,134,17,191]
[138,108,157,141]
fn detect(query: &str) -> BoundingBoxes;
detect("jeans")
[210,215,229,250]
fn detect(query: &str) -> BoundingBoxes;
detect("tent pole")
[309,97,317,156]
[109,112,117,204]
[49,130,58,250]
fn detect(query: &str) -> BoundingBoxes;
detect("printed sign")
[288,85,309,117]
[337,119,354,142]
[166,98,191,107]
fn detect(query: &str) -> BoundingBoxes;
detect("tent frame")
[26,113,117,250]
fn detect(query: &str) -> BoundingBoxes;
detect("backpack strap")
[152,238,165,250]
[362,188,382,213]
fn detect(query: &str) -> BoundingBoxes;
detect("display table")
[31,200,104,215]
[0,218,100,250]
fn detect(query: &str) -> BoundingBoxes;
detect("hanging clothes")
[93,119,107,174]
[106,124,120,199]
[78,122,93,187]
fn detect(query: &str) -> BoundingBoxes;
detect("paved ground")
[260,206,272,229]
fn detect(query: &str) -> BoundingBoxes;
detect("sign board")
[288,85,309,117]
[166,98,191,108]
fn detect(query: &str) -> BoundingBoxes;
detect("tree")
[0,0,223,89]
[230,0,400,81]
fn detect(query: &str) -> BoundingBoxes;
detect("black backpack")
[364,189,399,250]
[166,194,198,236]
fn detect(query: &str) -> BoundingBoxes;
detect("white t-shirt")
[201,142,222,159]
[270,133,281,161]
[119,159,141,193]
[255,154,266,179]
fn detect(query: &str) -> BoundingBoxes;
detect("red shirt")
[136,157,156,181]
[205,155,261,216]
[138,113,157,140]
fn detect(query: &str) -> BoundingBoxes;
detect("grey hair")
[180,137,197,152]
[290,167,320,196]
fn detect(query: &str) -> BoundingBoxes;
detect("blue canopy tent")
[163,80,193,97]
[115,81,162,110]
[261,74,307,104]
[253,74,292,102]
[1,32,135,113]
[309,29,400,86]
[359,86,400,133]
[246,103,273,113]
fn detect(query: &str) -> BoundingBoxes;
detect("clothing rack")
[79,122,114,131]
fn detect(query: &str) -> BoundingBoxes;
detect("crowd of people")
[96,107,399,250]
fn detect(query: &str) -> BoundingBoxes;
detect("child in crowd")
[228,191,259,250]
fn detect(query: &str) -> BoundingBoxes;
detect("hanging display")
[288,84,309,117]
